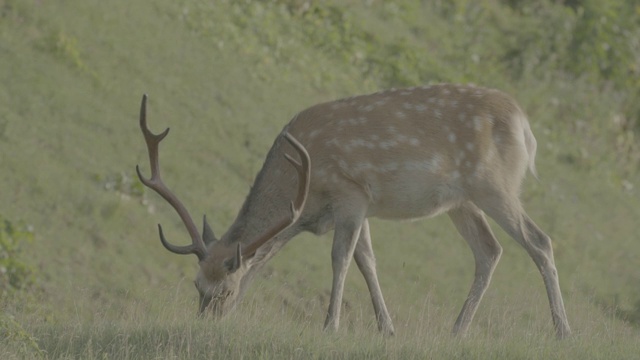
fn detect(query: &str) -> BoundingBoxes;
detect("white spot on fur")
[354,162,374,173]
[415,104,427,112]
[403,156,442,173]
[349,138,366,148]
[315,168,328,178]
[396,111,406,119]
[472,163,485,179]
[403,160,431,172]
[378,162,399,172]
[325,138,340,147]
[466,142,475,151]
[473,116,483,131]
[347,138,376,150]
[379,140,398,150]
[409,138,420,146]
[485,147,496,162]
[432,154,443,170]
[309,129,322,138]
[448,133,457,143]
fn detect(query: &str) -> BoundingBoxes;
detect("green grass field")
[1,0,639,358]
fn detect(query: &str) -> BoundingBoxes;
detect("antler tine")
[136,94,208,261]
[242,132,311,258]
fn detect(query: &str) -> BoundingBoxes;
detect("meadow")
[1,0,639,358]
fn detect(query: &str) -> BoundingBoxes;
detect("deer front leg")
[353,219,395,336]
[324,211,366,332]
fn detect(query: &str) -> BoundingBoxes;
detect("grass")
[1,0,639,358]
[11,287,640,359]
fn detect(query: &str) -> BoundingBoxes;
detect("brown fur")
[145,84,570,338]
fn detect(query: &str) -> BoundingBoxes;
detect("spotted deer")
[136,83,571,339]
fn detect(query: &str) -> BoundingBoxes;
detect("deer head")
[136,94,310,316]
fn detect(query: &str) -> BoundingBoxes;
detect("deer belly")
[365,174,465,220]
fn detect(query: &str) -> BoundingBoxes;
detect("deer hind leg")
[475,193,571,339]
[324,205,366,332]
[353,219,395,336]
[448,202,503,336]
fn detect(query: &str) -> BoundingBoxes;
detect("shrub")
[0,216,35,297]
[0,216,42,357]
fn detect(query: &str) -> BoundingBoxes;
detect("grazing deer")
[136,84,571,339]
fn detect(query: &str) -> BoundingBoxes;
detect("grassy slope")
[1,0,639,358]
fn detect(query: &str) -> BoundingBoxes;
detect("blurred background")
[1,0,639,358]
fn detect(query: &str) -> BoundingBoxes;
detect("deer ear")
[202,215,217,246]
[223,243,242,273]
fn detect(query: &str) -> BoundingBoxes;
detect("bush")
[0,215,42,357]
[0,216,35,297]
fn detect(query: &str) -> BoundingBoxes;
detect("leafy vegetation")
[0,216,42,357]
[0,217,35,295]
[0,0,639,358]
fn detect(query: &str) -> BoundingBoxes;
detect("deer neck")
[222,136,301,258]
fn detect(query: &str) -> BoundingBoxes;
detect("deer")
[136,83,571,339]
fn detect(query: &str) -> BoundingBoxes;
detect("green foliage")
[0,217,35,297]
[0,315,44,358]
[98,172,145,199]
[0,217,42,358]
[177,0,640,170]
[46,30,100,83]
[0,0,29,21]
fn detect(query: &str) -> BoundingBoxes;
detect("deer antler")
[241,133,311,258]
[135,94,208,261]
